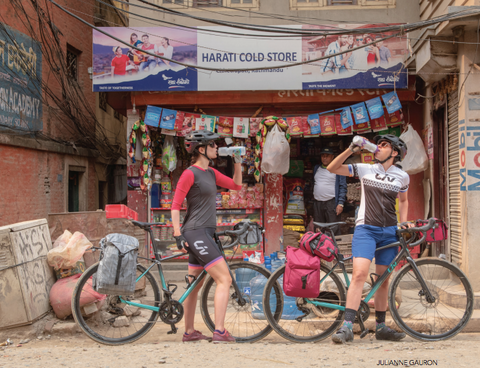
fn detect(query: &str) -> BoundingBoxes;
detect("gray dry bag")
[94,233,139,295]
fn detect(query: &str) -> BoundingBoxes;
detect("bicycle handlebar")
[397,218,436,248]
[218,221,252,249]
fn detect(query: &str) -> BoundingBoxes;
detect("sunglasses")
[356,38,364,41]
[378,141,392,148]
[207,141,217,148]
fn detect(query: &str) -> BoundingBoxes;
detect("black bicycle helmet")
[184,130,219,153]
[374,134,407,162]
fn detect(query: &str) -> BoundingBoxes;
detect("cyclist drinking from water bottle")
[327,134,414,344]
[171,130,243,343]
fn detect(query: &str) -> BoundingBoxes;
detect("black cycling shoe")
[375,326,406,341]
[331,326,354,344]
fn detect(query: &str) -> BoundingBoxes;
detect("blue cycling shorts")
[352,225,399,266]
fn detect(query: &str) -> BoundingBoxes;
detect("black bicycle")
[71,221,283,345]
[262,218,474,342]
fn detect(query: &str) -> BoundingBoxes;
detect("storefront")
[92,23,425,260]
[124,80,424,259]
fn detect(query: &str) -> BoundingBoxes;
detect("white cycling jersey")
[348,163,409,227]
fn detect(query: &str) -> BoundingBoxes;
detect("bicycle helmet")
[184,130,219,153]
[374,134,407,163]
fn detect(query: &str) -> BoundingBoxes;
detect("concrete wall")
[456,29,480,290]
[129,0,419,27]
[419,0,480,21]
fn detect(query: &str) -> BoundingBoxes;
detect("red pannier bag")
[415,218,448,242]
[299,231,338,262]
[283,246,320,298]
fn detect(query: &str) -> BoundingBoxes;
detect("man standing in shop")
[313,148,347,235]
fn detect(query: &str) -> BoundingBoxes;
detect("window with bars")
[193,0,222,7]
[162,0,185,4]
[99,92,107,112]
[291,0,394,8]
[327,0,358,5]
[66,46,80,81]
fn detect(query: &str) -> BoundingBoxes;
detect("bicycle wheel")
[263,264,347,343]
[72,262,161,345]
[389,258,474,341]
[200,261,283,343]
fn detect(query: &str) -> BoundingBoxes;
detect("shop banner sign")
[382,91,402,114]
[159,108,177,129]
[351,102,369,125]
[339,107,354,129]
[144,105,162,127]
[92,24,408,92]
[0,24,42,131]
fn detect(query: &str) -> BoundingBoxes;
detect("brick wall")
[0,0,102,226]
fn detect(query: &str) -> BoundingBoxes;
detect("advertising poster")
[92,24,408,92]
[0,24,43,131]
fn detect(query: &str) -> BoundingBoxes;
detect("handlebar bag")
[233,222,263,245]
[283,246,320,298]
[415,218,448,242]
[94,233,139,295]
[299,231,337,262]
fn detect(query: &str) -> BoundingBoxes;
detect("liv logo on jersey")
[375,173,395,182]
[194,240,208,255]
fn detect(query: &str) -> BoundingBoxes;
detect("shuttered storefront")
[447,91,462,265]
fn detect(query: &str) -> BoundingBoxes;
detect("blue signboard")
[0,24,42,131]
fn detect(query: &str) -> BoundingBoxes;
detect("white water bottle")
[352,136,378,153]
[218,146,246,157]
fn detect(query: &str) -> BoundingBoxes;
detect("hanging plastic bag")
[261,124,290,175]
[399,124,429,175]
[47,230,93,270]
[162,136,177,173]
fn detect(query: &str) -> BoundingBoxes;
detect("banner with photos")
[141,91,404,138]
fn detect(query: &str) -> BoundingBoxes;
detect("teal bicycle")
[72,221,283,345]
[262,218,474,342]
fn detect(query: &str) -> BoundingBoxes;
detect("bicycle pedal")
[360,329,370,339]
[167,324,177,335]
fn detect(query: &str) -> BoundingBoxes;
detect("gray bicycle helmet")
[184,130,219,153]
[374,134,407,162]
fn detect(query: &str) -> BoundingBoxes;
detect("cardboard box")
[0,219,55,329]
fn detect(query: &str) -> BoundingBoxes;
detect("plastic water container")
[218,146,246,157]
[235,261,260,297]
[250,274,277,320]
[353,136,378,153]
[273,258,298,320]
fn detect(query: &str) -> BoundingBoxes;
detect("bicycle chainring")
[159,300,184,324]
[355,300,370,324]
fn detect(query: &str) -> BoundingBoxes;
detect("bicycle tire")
[389,258,474,341]
[263,263,347,343]
[200,261,282,343]
[72,262,161,345]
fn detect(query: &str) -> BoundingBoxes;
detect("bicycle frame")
[304,228,435,312]
[118,228,246,313]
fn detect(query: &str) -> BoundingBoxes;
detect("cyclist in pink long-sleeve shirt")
[171,130,242,344]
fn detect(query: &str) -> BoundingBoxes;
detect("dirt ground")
[0,316,478,368]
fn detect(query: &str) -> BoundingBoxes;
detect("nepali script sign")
[0,24,42,131]
[92,24,407,92]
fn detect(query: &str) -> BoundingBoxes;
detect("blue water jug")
[250,274,278,320]
[235,264,260,298]
[274,258,298,320]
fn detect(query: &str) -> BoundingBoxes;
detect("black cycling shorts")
[182,227,224,270]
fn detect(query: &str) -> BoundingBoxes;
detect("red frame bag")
[299,231,338,262]
[283,246,320,298]
[415,218,448,242]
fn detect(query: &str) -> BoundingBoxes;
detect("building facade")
[0,0,128,226]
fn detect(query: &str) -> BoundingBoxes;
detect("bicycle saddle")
[131,220,155,229]
[313,221,346,229]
